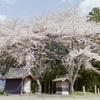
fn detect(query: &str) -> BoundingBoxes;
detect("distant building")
[0,68,36,95]
[53,76,70,95]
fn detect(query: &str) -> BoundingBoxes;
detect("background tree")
[87,7,100,23]
[41,35,68,93]
[76,66,100,92]
[0,50,22,75]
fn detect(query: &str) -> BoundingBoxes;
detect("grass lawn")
[0,92,4,96]
[0,91,99,97]
[74,91,96,96]
[0,94,3,96]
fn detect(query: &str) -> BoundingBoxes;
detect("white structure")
[24,78,31,93]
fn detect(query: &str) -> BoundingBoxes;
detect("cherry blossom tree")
[0,16,50,93]
[29,6,100,94]
[0,5,100,94]
[49,6,100,93]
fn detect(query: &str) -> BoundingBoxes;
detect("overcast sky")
[0,0,100,21]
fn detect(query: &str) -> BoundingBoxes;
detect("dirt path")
[0,95,100,100]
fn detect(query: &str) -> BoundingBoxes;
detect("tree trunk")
[72,59,81,85]
[37,79,42,94]
[75,79,78,91]
[44,81,47,93]
[69,63,74,94]
[48,80,50,93]
[69,59,82,94]
[70,81,74,94]
[52,82,54,93]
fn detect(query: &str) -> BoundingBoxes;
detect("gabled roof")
[53,76,70,82]
[0,68,36,80]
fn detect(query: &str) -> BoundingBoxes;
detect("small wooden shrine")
[53,76,70,95]
[0,68,36,95]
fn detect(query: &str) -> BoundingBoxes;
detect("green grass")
[0,94,3,96]
[74,91,95,96]
[0,91,4,96]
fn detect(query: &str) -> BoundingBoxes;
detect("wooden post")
[95,85,97,95]
[98,88,99,95]
[83,86,85,95]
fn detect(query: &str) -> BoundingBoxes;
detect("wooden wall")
[56,80,69,95]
